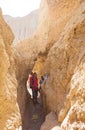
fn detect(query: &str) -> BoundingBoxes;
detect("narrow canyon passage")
[22,94,45,130]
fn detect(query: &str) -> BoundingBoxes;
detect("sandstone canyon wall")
[4,10,39,44]
[0,9,21,130]
[14,0,85,130]
[15,0,83,77]
[41,1,85,129]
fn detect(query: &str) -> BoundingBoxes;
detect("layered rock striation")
[4,10,39,44]
[42,1,85,129]
[0,9,21,130]
[14,0,85,130]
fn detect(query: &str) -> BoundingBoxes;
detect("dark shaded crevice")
[15,51,48,130]
[22,91,45,130]
[17,80,30,125]
[17,74,45,130]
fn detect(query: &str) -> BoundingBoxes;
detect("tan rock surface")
[0,9,21,130]
[14,0,85,130]
[14,0,82,87]
[14,0,77,119]
[4,10,39,44]
[43,1,85,129]
[41,112,61,130]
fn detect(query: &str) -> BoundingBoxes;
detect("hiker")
[31,72,38,104]
[39,76,44,91]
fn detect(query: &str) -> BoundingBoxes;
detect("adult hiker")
[31,72,38,104]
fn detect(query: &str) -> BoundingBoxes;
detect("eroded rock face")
[14,0,85,130]
[14,0,82,87]
[0,9,21,130]
[4,10,39,44]
[42,1,85,130]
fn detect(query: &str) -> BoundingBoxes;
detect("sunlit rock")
[4,10,39,44]
[0,9,21,130]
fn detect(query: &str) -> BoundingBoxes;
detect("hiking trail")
[22,94,45,130]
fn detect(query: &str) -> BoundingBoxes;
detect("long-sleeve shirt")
[32,77,38,90]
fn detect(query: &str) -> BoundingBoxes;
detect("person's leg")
[32,90,35,104]
[32,90,36,104]
[35,90,38,103]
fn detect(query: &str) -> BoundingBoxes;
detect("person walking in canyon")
[31,72,38,104]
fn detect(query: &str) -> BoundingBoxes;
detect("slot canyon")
[0,0,85,130]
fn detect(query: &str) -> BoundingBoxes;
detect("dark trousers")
[32,90,38,98]
[32,90,38,104]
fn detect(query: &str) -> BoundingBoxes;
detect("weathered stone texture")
[4,10,39,44]
[14,0,85,130]
[0,9,21,130]
[42,1,85,130]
